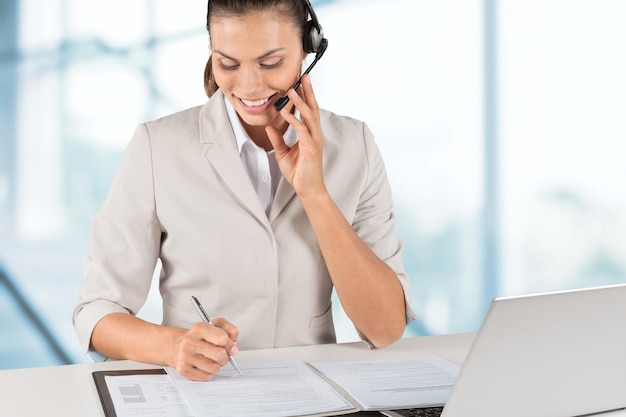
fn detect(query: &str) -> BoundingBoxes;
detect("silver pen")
[190,295,243,376]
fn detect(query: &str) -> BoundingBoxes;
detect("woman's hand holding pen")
[266,74,326,200]
[173,318,239,381]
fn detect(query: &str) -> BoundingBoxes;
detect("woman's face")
[210,10,305,135]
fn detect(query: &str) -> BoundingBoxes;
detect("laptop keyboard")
[387,407,444,417]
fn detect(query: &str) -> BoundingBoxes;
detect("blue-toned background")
[2,0,626,369]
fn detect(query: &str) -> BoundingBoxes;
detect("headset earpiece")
[303,19,323,53]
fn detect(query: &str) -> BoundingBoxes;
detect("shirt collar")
[224,95,299,154]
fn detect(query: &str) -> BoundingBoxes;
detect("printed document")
[96,356,460,417]
[104,373,194,417]
[167,361,355,417]
[310,356,460,409]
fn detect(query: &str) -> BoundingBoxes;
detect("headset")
[274,0,329,111]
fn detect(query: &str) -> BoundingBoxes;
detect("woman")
[73,0,415,381]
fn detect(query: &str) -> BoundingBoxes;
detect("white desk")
[0,333,624,417]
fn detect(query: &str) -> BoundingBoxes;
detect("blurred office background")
[1,0,625,369]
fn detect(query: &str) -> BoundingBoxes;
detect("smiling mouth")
[239,94,276,108]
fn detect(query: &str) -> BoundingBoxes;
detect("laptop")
[383,283,626,417]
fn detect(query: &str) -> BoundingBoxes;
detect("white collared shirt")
[224,96,299,214]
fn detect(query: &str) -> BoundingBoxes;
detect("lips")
[238,94,277,107]
[236,93,278,115]
[240,96,272,107]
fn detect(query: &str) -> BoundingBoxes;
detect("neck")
[240,108,292,152]
[245,125,273,151]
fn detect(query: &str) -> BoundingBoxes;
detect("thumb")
[265,125,290,158]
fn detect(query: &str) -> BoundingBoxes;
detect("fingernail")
[230,344,239,355]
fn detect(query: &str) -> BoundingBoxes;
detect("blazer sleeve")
[72,124,161,354]
[353,122,417,325]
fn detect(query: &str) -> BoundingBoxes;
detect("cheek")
[255,66,301,95]
[280,60,304,84]
[273,67,301,89]
[212,66,234,89]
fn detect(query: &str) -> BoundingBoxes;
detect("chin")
[238,112,276,128]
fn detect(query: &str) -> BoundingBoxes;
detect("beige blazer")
[73,90,415,354]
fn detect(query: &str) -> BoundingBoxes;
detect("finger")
[265,124,290,157]
[295,77,307,105]
[176,354,223,381]
[279,105,304,127]
[183,325,231,360]
[186,322,234,355]
[279,106,313,142]
[211,317,240,355]
[286,90,322,145]
[288,81,320,128]
[300,74,319,113]
[290,75,318,123]
[212,317,239,343]
[195,342,230,366]
[175,331,230,380]
[287,88,311,119]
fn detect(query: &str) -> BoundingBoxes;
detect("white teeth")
[241,96,270,107]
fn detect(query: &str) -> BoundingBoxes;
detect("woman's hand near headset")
[265,74,407,348]
[266,74,326,201]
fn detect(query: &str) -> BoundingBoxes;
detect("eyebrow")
[213,48,286,62]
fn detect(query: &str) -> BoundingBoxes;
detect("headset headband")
[303,0,321,32]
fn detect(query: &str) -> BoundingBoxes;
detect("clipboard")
[92,369,167,417]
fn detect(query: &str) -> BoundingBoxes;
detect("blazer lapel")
[198,92,270,229]
[269,178,296,222]
[270,129,334,223]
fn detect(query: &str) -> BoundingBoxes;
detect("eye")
[260,59,283,70]
[219,58,239,71]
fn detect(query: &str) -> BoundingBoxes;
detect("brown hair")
[203,0,308,97]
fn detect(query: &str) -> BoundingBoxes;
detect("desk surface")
[1,333,624,417]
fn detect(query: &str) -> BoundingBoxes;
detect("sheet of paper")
[310,356,460,410]
[167,361,355,417]
[105,374,194,417]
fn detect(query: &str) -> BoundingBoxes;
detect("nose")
[238,65,264,97]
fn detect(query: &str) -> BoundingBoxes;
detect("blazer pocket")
[309,304,333,328]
